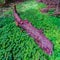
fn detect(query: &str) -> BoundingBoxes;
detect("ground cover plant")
[0,0,60,60]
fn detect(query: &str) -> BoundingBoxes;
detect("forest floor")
[0,0,60,60]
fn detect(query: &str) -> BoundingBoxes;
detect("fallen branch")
[13,5,53,55]
[40,8,50,13]
[52,12,60,16]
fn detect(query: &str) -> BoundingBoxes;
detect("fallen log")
[40,8,50,13]
[53,12,60,16]
[37,0,60,13]
[13,5,53,55]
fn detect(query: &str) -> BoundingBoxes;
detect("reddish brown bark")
[13,5,53,55]
[37,0,60,14]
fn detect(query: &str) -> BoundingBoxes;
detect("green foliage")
[0,0,5,3]
[0,1,60,60]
